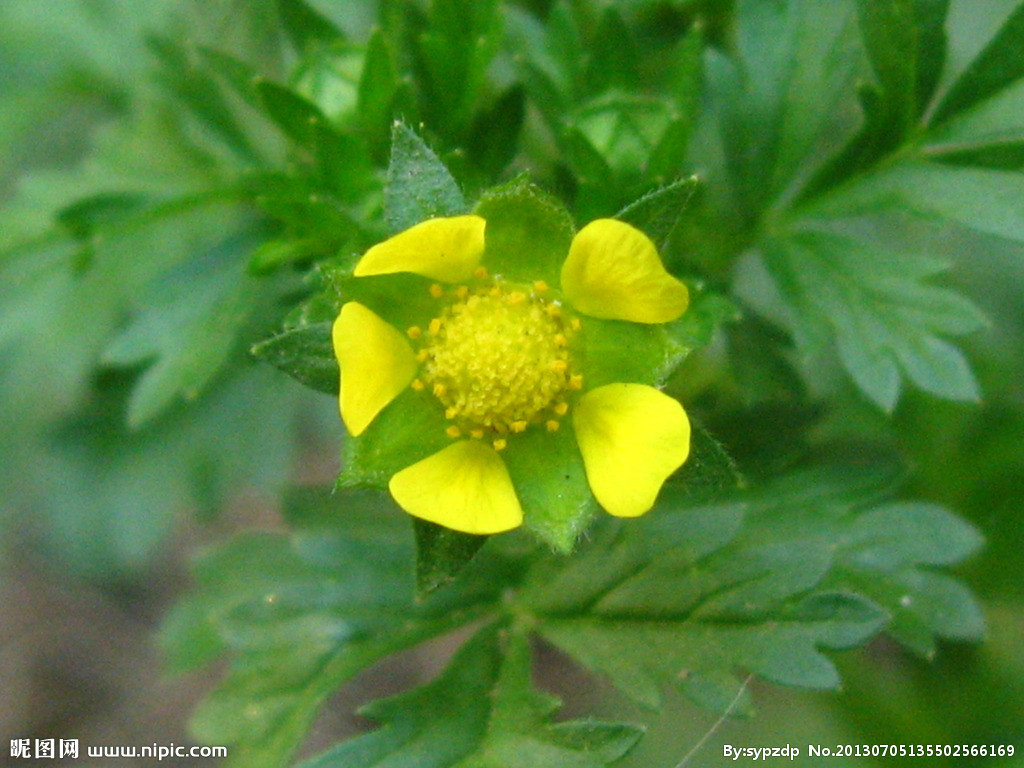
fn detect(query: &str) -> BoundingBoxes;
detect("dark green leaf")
[251,322,338,395]
[587,7,637,92]
[356,28,398,160]
[467,85,527,180]
[670,425,744,501]
[413,519,488,597]
[417,0,502,137]
[933,0,1024,125]
[856,0,917,134]
[912,0,950,111]
[256,78,329,148]
[297,626,643,768]
[385,122,466,233]
[277,0,345,53]
[147,35,262,165]
[57,192,150,241]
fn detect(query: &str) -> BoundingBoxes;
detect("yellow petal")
[389,441,523,534]
[353,215,486,282]
[333,302,418,436]
[572,383,690,518]
[561,218,689,323]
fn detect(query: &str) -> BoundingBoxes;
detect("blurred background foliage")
[1,0,1023,766]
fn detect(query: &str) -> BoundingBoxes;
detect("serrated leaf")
[385,122,466,233]
[753,229,985,409]
[297,626,643,768]
[163,487,503,768]
[522,466,982,710]
[103,228,260,428]
[710,0,861,212]
[251,322,338,395]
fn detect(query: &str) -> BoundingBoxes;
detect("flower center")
[413,280,582,443]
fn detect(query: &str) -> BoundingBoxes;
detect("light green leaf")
[297,626,643,768]
[163,487,501,768]
[752,228,985,409]
[103,228,261,428]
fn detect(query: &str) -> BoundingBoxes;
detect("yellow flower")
[332,215,691,536]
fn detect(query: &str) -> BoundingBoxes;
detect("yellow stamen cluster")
[412,280,582,442]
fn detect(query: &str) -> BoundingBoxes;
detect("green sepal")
[413,519,489,598]
[503,418,597,554]
[670,425,744,500]
[330,269,442,335]
[474,177,575,287]
[385,121,467,233]
[338,387,450,489]
[250,322,338,395]
[615,175,699,250]
[576,318,686,389]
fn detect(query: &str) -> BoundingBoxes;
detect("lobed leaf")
[297,626,643,768]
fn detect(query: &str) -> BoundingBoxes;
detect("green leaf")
[147,35,263,166]
[251,322,338,395]
[385,122,467,233]
[417,0,502,137]
[502,418,596,554]
[522,466,982,710]
[709,0,861,212]
[297,626,643,768]
[466,85,527,180]
[357,28,398,160]
[163,487,501,768]
[856,0,918,134]
[751,228,985,409]
[277,0,345,53]
[338,387,451,489]
[933,0,1024,125]
[586,7,638,93]
[103,228,261,428]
